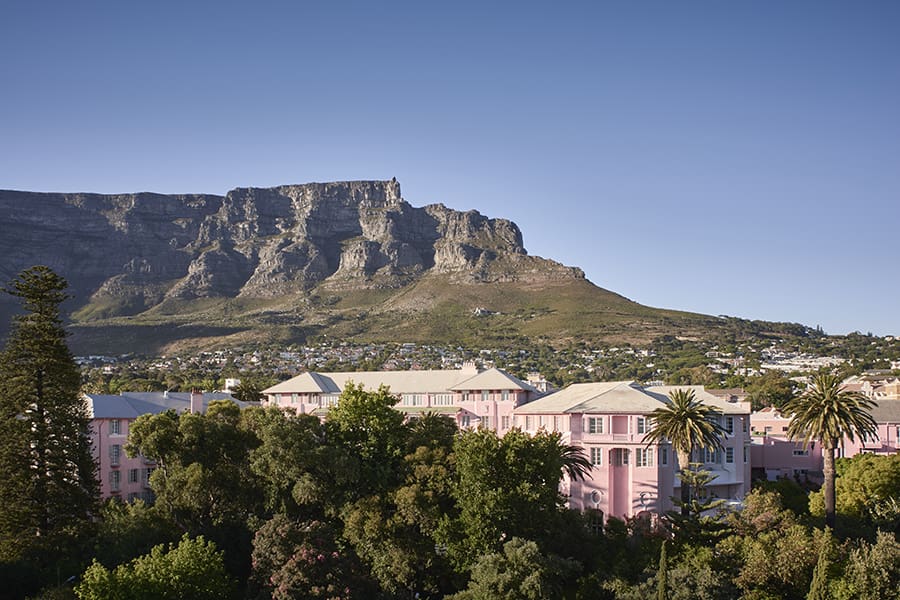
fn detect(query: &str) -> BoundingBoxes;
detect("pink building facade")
[514,382,751,520]
[87,391,243,500]
[262,363,540,432]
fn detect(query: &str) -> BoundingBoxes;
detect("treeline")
[7,390,900,599]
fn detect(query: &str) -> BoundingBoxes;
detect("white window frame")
[636,417,648,435]
[590,447,602,466]
[636,448,654,467]
[110,470,121,492]
[110,419,121,435]
[726,447,734,463]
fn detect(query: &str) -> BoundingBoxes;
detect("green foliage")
[784,373,878,528]
[90,499,179,569]
[448,537,581,600]
[75,534,234,600]
[746,372,796,410]
[830,531,900,600]
[0,266,98,587]
[441,428,591,569]
[806,528,837,600]
[249,515,370,600]
[326,383,410,497]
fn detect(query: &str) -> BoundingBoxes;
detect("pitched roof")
[516,381,663,414]
[86,392,244,419]
[516,382,750,415]
[644,385,749,414]
[451,368,537,392]
[871,399,900,423]
[264,367,533,396]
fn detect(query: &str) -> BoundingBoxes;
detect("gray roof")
[86,392,245,419]
[264,367,535,396]
[516,382,750,415]
[872,399,900,423]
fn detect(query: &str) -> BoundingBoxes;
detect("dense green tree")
[783,372,878,528]
[806,528,836,600]
[656,539,668,600]
[325,383,410,498]
[441,428,590,569]
[806,453,900,526]
[76,534,234,600]
[90,499,179,570]
[249,514,371,600]
[746,372,796,410]
[126,400,263,582]
[831,531,900,600]
[0,267,98,571]
[642,389,725,516]
[448,537,580,600]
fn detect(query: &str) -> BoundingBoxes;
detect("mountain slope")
[1,179,728,354]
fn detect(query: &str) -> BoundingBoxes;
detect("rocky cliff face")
[0,180,583,320]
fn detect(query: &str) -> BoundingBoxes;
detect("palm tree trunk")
[823,444,836,529]
[678,451,691,516]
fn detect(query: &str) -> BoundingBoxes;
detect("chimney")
[190,389,203,414]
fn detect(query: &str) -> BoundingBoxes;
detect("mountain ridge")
[0,179,788,354]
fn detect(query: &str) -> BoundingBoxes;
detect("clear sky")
[2,1,898,336]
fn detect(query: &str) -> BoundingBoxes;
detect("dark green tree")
[657,539,668,600]
[642,389,725,516]
[0,266,98,567]
[76,534,235,600]
[783,372,877,528]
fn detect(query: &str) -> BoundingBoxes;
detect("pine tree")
[0,266,98,564]
[657,539,668,600]
[807,528,834,600]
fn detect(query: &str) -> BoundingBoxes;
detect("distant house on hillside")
[87,391,247,500]
[262,362,540,432]
[514,382,751,520]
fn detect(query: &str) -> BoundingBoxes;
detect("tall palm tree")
[642,388,726,515]
[783,372,877,528]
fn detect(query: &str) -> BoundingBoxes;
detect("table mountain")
[0,179,724,354]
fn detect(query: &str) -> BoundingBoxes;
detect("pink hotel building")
[87,391,243,500]
[264,369,751,520]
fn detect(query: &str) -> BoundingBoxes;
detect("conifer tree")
[0,266,98,563]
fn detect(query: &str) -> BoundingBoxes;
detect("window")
[110,419,121,435]
[612,448,629,466]
[587,417,603,434]
[502,390,509,401]
[725,416,734,434]
[434,394,453,406]
[482,416,491,430]
[553,416,561,432]
[792,447,810,456]
[660,447,668,466]
[742,418,748,433]
[128,468,139,483]
[525,416,534,430]
[502,416,510,430]
[110,470,121,492]
[110,444,121,466]
[704,448,719,464]
[636,417,647,435]
[726,447,734,463]
[743,446,748,463]
[291,393,299,404]
[590,447,603,466]
[481,390,489,401]
[143,467,155,487]
[635,448,654,467]
[461,415,471,428]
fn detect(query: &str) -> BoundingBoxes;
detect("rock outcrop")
[0,179,583,320]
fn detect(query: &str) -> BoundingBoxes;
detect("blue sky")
[2,1,898,336]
